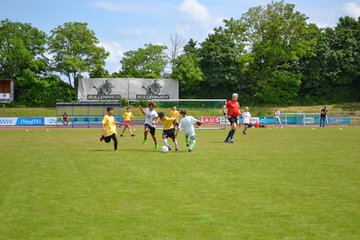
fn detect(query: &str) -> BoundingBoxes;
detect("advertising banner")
[16,117,44,126]
[328,117,350,124]
[0,117,17,126]
[78,78,179,101]
[44,117,57,126]
[201,116,221,124]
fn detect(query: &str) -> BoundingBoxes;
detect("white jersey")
[178,116,197,136]
[275,110,281,117]
[144,109,158,127]
[242,112,251,124]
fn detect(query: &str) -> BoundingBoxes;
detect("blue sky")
[1,0,360,73]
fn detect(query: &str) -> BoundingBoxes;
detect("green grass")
[0,128,359,239]
[1,102,359,117]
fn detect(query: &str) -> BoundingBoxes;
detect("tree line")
[0,1,359,107]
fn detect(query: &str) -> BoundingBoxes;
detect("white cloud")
[178,0,211,26]
[344,3,360,18]
[98,41,124,73]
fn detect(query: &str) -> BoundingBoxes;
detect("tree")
[0,19,47,78]
[89,65,110,78]
[199,20,249,99]
[301,17,360,102]
[241,1,318,104]
[119,44,167,78]
[171,39,203,97]
[15,70,76,107]
[166,34,185,72]
[48,22,109,89]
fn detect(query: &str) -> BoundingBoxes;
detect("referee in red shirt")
[224,93,241,143]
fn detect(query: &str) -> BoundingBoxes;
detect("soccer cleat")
[175,148,179,152]
[168,146,171,151]
[186,144,189,147]
[188,148,192,152]
[242,130,246,135]
[155,143,158,149]
[228,139,234,143]
[131,134,135,137]
[143,139,147,145]
[100,135,104,142]
[120,134,124,137]
[224,139,229,143]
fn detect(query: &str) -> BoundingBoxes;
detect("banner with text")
[78,78,179,101]
[0,117,17,126]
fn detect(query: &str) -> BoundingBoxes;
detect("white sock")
[174,140,178,149]
[164,138,170,148]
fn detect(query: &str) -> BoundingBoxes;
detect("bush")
[15,71,76,107]
[119,98,128,107]
[130,99,149,107]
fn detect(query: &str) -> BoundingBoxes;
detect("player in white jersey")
[242,106,251,135]
[175,109,202,152]
[139,102,159,149]
[274,108,283,128]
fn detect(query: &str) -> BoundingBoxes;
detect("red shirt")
[226,100,240,117]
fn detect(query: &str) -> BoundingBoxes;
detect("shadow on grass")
[89,149,114,152]
[122,148,158,153]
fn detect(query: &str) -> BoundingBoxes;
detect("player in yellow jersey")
[99,107,120,151]
[120,106,136,137]
[158,112,178,151]
[169,105,180,128]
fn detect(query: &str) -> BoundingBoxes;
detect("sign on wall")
[78,78,179,101]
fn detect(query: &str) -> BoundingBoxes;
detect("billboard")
[78,78,179,101]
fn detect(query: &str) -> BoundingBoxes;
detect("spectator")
[274,109,283,128]
[62,112,69,126]
[320,106,328,128]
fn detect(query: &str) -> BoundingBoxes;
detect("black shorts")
[162,129,175,139]
[228,116,238,125]
[104,133,117,143]
[144,124,156,135]
[244,123,252,127]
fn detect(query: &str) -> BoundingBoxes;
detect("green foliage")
[129,99,149,107]
[301,16,360,103]
[1,2,360,106]
[0,19,47,78]
[15,70,76,107]
[48,22,109,89]
[199,22,248,99]
[171,39,203,98]
[119,44,167,78]
[119,98,128,107]
[241,1,318,104]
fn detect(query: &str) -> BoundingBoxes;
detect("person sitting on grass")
[120,106,136,137]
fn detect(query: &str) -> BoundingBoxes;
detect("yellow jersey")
[161,117,176,130]
[102,115,117,137]
[123,112,133,121]
[169,110,180,123]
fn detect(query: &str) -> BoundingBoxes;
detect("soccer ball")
[161,146,169,153]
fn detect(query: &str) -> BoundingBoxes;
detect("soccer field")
[1,128,359,239]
